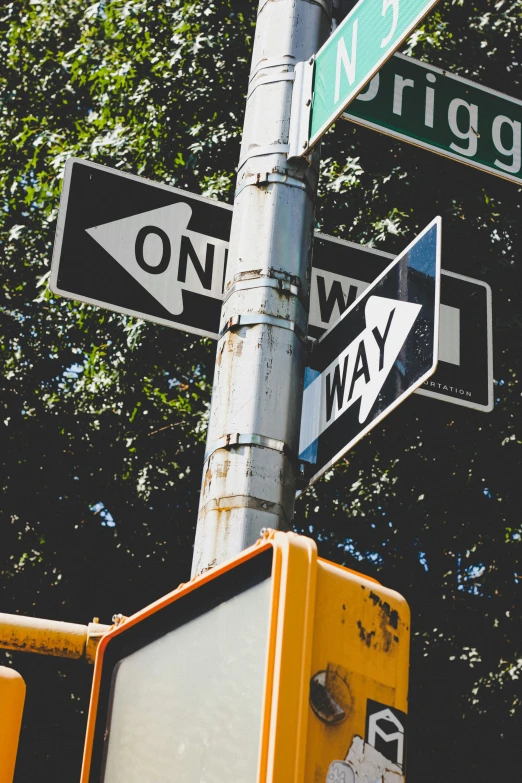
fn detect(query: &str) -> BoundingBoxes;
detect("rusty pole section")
[0,613,111,664]
[191,0,333,576]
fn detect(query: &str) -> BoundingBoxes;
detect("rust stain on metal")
[203,466,213,495]
[369,592,400,629]
[215,459,231,479]
[356,592,402,653]
[216,342,226,367]
[357,620,376,648]
[0,614,110,664]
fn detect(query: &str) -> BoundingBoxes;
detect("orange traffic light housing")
[81,531,410,782]
[0,667,26,783]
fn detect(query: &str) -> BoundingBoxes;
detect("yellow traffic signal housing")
[81,531,409,783]
[0,667,26,783]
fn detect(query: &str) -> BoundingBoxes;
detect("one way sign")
[50,158,232,339]
[51,161,490,415]
[299,217,441,488]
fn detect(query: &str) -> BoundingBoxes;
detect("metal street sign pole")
[289,0,439,156]
[343,52,522,185]
[190,0,332,577]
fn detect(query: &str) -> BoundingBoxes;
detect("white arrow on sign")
[297,216,441,490]
[86,203,229,316]
[309,266,460,365]
[299,295,422,456]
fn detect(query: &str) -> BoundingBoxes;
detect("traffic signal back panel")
[81,531,409,782]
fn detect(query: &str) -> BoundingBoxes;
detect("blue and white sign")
[299,218,441,488]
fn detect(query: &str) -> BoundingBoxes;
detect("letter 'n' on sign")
[334,21,358,104]
[178,234,215,291]
[298,217,441,493]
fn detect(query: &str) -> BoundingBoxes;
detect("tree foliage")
[0,1,520,781]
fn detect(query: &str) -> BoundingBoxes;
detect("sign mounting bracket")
[288,59,315,160]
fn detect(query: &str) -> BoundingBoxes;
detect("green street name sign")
[343,53,522,185]
[309,0,439,148]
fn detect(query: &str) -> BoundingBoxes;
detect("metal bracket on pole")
[198,495,291,529]
[237,144,290,172]
[249,55,297,83]
[247,70,295,100]
[305,334,317,352]
[234,170,312,200]
[219,312,307,341]
[295,460,313,492]
[204,432,297,465]
[223,275,300,304]
[227,266,302,290]
[288,58,315,160]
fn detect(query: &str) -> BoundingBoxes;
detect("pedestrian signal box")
[80,531,410,783]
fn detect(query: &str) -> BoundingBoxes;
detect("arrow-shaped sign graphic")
[299,295,422,456]
[299,217,441,490]
[85,203,229,317]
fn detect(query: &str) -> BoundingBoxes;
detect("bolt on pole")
[192,0,333,576]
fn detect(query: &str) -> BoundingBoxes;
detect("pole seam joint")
[237,144,290,172]
[223,275,300,305]
[219,312,307,341]
[247,71,295,100]
[249,55,297,83]
[234,170,315,200]
[204,432,298,465]
[198,494,291,528]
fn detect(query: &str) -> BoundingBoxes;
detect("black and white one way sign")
[310,236,493,412]
[51,158,232,339]
[299,218,441,488]
[51,159,490,412]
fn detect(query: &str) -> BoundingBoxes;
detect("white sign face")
[102,578,271,783]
